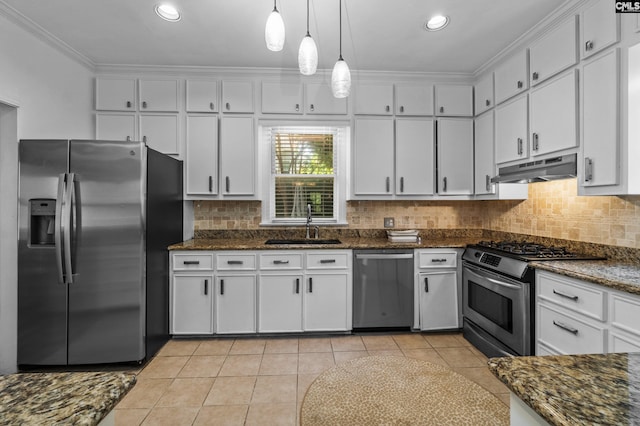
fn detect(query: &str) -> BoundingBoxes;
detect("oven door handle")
[464,265,522,290]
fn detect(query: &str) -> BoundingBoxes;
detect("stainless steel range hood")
[491,154,577,184]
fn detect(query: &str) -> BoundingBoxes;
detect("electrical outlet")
[384,217,395,228]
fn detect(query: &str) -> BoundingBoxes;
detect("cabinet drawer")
[259,253,303,270]
[306,252,349,269]
[538,273,605,321]
[216,253,257,270]
[538,304,605,355]
[610,293,640,336]
[172,253,214,271]
[417,252,457,269]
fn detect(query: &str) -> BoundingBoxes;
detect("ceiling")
[1,0,571,74]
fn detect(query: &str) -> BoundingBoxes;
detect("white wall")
[0,12,94,373]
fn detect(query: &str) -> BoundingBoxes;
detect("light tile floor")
[114,332,510,426]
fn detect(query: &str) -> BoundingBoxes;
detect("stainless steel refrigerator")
[18,139,183,366]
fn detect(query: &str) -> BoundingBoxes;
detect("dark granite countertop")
[0,371,136,425]
[488,353,640,426]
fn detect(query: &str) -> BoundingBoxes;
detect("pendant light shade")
[332,0,351,98]
[298,0,318,75]
[265,0,285,52]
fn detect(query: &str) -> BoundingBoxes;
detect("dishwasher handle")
[355,254,414,260]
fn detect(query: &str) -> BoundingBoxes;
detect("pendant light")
[265,0,285,52]
[298,0,318,75]
[331,0,351,98]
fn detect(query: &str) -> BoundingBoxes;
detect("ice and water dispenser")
[29,199,56,246]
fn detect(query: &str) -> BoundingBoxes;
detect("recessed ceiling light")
[425,15,449,31]
[155,3,181,22]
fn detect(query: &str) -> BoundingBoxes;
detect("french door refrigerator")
[18,139,183,366]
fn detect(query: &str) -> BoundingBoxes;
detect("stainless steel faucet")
[305,203,319,239]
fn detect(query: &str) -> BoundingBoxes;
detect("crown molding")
[0,0,95,71]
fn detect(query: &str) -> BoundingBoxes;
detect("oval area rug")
[301,355,508,425]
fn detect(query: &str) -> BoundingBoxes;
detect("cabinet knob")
[585,40,594,51]
[385,105,390,112]
[485,99,490,107]
[226,102,230,110]
[142,101,147,109]
[126,101,132,108]
[210,102,215,110]
[399,106,404,113]
[442,176,447,192]
[532,72,539,81]
[439,106,444,114]
[142,135,147,143]
[295,103,300,112]
[517,80,523,89]
[126,136,131,142]
[310,104,315,112]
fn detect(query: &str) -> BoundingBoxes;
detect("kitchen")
[1,0,640,424]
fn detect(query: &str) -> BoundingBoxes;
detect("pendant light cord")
[273,0,277,13]
[306,0,311,37]
[338,0,343,60]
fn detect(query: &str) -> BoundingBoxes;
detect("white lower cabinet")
[171,275,214,335]
[304,273,350,331]
[215,274,257,334]
[414,249,460,331]
[259,275,304,332]
[536,270,640,355]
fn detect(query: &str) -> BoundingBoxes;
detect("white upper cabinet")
[186,115,218,196]
[96,114,136,142]
[354,83,394,115]
[96,78,136,111]
[474,73,494,115]
[494,50,528,105]
[219,116,255,196]
[529,70,578,157]
[437,118,474,195]
[581,0,620,59]
[139,115,180,155]
[474,111,495,195]
[495,95,528,164]
[261,82,303,114]
[352,118,395,195]
[529,16,578,86]
[305,82,347,114]
[138,79,179,112]
[222,81,254,113]
[395,84,434,116]
[186,80,218,112]
[581,49,619,189]
[395,118,435,196]
[435,85,473,117]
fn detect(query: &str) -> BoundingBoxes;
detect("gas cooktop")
[474,240,605,261]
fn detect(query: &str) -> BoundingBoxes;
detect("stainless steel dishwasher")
[353,249,414,330]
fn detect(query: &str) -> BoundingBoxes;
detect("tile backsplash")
[193,179,640,249]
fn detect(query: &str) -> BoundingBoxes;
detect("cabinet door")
[139,79,179,112]
[353,83,394,115]
[96,78,136,111]
[530,71,578,157]
[581,49,619,187]
[304,274,349,331]
[395,84,434,116]
[353,118,395,196]
[582,0,619,59]
[96,114,136,142]
[474,73,494,115]
[186,115,218,196]
[171,275,213,334]
[529,16,578,86]
[139,115,180,155]
[494,50,528,105]
[474,111,495,195]
[435,85,473,116]
[437,119,474,195]
[305,82,347,114]
[258,275,303,332]
[419,271,459,331]
[261,82,303,114]
[215,275,256,334]
[222,81,254,113]
[495,95,528,164]
[220,116,255,196]
[186,80,218,112]
[395,119,434,196]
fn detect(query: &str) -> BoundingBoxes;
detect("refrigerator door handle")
[55,173,66,284]
[62,173,76,284]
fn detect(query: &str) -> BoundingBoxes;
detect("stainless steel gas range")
[461,241,604,358]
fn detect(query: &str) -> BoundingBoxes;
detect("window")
[261,125,348,225]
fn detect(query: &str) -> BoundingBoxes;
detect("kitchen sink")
[264,239,342,245]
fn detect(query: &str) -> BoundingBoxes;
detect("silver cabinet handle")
[585,40,594,51]
[584,157,593,182]
[385,177,390,193]
[439,106,444,114]
[273,260,290,265]
[227,260,244,265]
[296,278,300,294]
[225,102,230,110]
[209,176,213,193]
[225,176,230,193]
[400,177,404,193]
[210,102,215,110]
[399,106,404,113]
[431,258,448,263]
[295,103,300,112]
[553,289,579,301]
[385,105,390,112]
[485,175,491,192]
[126,101,132,108]
[142,135,147,143]
[533,133,539,151]
[424,277,429,292]
[308,277,313,293]
[126,136,131,142]
[485,99,490,107]
[319,259,336,264]
[517,81,523,89]
[142,101,147,109]
[517,138,523,155]
[183,260,200,265]
[220,279,224,295]
[442,176,447,192]
[310,104,315,112]
[204,279,208,296]
[532,72,539,81]
[553,320,578,335]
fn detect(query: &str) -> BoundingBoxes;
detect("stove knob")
[474,252,481,258]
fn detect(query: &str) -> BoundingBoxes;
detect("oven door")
[462,262,530,356]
